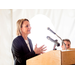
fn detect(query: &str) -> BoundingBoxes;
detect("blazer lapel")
[19,36,30,52]
[28,38,33,51]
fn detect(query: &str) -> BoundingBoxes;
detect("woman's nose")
[29,26,31,29]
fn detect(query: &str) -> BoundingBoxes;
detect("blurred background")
[0,9,75,65]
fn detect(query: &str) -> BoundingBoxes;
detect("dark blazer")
[11,36,38,65]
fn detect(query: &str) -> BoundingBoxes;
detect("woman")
[11,18,47,65]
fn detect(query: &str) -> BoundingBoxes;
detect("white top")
[25,40,31,52]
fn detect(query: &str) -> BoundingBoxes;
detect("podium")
[26,48,75,65]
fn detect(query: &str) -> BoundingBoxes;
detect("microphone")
[47,27,56,34]
[47,36,60,46]
[47,27,67,50]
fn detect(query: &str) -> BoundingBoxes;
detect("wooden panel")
[26,50,61,65]
[67,48,75,50]
[61,50,75,65]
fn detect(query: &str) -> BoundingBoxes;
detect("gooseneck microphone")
[47,27,67,50]
[47,27,56,34]
[47,36,60,46]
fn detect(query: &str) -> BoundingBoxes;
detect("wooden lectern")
[26,48,75,65]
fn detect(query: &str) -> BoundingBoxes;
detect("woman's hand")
[34,44,47,54]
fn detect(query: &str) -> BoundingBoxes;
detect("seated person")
[61,39,71,50]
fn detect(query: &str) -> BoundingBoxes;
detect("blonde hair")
[16,18,29,36]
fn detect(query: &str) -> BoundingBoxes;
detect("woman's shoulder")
[12,36,24,47]
[13,36,21,40]
[13,36,23,43]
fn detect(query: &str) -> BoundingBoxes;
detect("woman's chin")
[28,32,31,34]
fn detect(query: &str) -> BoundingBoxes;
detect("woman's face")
[21,21,31,35]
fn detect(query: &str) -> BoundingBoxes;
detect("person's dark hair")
[62,39,71,45]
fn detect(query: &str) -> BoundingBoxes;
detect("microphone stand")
[53,40,59,50]
[53,43,57,50]
[55,34,67,50]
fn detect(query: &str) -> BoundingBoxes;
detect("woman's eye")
[26,25,28,27]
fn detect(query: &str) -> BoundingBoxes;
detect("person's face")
[61,41,71,50]
[21,21,31,35]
